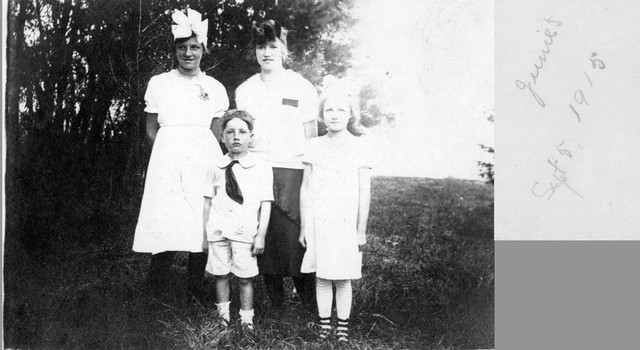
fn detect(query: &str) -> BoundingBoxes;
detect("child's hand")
[252,235,265,256]
[298,233,306,248]
[202,229,208,250]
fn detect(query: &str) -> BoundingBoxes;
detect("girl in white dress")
[133,9,229,296]
[299,90,372,343]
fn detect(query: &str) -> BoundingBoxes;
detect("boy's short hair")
[219,109,255,131]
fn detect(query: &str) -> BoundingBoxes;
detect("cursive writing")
[532,139,583,200]
[515,17,562,107]
[531,155,583,200]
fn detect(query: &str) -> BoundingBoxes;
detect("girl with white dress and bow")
[133,9,229,297]
[299,87,372,343]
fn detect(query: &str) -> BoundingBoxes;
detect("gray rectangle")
[497,241,640,349]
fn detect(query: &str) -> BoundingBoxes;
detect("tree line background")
[4,0,493,253]
[4,0,383,251]
[4,2,495,347]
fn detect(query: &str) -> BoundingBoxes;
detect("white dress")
[300,135,371,280]
[133,70,229,254]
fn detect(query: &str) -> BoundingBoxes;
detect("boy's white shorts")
[206,239,258,278]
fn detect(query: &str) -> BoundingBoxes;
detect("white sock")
[239,308,254,325]
[315,277,333,318]
[335,279,352,320]
[216,301,231,322]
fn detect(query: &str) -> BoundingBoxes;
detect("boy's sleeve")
[143,76,160,114]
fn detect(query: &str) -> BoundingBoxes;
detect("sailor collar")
[214,153,258,169]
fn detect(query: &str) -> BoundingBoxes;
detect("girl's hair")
[219,109,255,132]
[251,19,290,62]
[174,34,210,54]
[318,92,363,136]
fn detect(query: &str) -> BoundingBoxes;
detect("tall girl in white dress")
[235,20,318,309]
[299,90,372,343]
[133,9,229,295]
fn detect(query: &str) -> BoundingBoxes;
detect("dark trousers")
[263,273,316,307]
[146,251,207,290]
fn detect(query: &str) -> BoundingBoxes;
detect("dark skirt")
[257,167,307,276]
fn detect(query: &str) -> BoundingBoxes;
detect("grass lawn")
[4,176,494,349]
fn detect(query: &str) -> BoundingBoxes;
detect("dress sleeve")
[356,137,373,170]
[143,76,160,114]
[211,79,230,119]
[259,164,275,202]
[235,82,248,110]
[298,76,319,124]
[301,139,315,165]
[203,164,221,198]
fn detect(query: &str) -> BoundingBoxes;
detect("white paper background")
[495,0,640,240]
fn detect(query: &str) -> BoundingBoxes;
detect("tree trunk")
[5,0,24,184]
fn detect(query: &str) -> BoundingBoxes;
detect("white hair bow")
[171,9,209,47]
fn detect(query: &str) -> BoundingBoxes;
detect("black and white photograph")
[3,0,494,348]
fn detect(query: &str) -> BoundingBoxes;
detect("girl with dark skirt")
[235,19,318,310]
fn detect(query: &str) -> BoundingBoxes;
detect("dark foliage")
[477,110,494,184]
[5,0,357,256]
[477,145,494,185]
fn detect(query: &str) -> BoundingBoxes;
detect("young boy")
[203,109,273,329]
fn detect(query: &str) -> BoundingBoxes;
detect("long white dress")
[133,70,229,254]
[300,135,371,280]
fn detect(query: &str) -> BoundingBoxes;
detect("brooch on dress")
[195,83,209,101]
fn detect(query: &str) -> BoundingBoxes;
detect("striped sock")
[319,317,331,339]
[336,318,349,342]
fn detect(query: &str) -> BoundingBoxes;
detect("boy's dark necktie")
[225,160,243,204]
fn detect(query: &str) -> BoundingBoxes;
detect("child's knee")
[216,273,231,281]
[237,277,252,286]
[316,277,333,291]
[335,279,351,289]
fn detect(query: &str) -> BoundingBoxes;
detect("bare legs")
[215,274,254,325]
[215,275,253,310]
